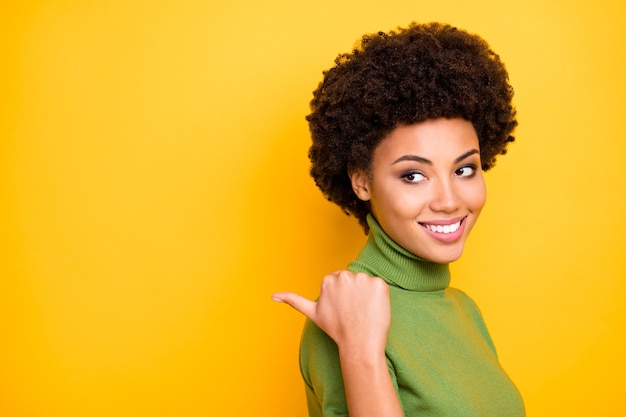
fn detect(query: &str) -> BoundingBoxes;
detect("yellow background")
[1,1,625,416]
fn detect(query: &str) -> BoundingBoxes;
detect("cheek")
[469,180,487,213]
[371,186,425,219]
[391,187,429,215]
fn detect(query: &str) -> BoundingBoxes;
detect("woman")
[273,22,524,417]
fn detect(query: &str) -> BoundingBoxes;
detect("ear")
[350,170,372,201]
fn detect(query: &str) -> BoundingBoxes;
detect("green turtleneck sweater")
[299,215,525,417]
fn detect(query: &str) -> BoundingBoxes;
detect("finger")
[272,292,317,320]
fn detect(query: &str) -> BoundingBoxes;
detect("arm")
[273,271,404,417]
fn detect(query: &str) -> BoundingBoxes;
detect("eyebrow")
[391,149,480,165]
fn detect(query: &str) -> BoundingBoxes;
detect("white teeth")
[424,220,461,234]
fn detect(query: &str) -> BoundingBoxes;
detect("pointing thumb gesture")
[273,270,390,352]
[272,292,317,322]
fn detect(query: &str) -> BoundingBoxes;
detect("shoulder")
[446,287,481,312]
[445,288,489,333]
[446,287,498,354]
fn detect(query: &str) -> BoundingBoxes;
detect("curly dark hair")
[307,22,517,233]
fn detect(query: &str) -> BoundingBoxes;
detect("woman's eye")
[402,171,426,183]
[455,165,476,177]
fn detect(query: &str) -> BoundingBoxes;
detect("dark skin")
[306,22,516,232]
[274,22,516,416]
[274,116,489,417]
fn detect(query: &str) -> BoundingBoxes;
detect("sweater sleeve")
[300,318,347,417]
[300,318,400,417]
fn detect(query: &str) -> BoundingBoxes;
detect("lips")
[422,219,462,234]
[419,216,467,243]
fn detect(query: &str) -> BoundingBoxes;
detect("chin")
[424,246,465,264]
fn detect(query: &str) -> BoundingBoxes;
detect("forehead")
[374,118,479,162]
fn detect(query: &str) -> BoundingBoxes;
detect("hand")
[273,270,391,354]
[274,272,403,417]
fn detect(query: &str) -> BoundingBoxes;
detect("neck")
[348,214,450,291]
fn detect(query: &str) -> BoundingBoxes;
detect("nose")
[429,178,460,213]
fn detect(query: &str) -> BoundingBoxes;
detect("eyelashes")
[455,164,477,178]
[401,171,426,184]
[401,164,478,184]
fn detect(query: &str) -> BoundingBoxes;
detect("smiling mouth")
[420,218,465,234]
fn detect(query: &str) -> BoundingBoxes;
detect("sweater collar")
[348,214,450,292]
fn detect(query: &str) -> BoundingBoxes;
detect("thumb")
[272,292,317,321]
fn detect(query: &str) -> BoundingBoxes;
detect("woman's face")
[351,117,486,264]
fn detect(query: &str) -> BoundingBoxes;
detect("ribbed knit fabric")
[299,214,525,417]
[347,215,450,292]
